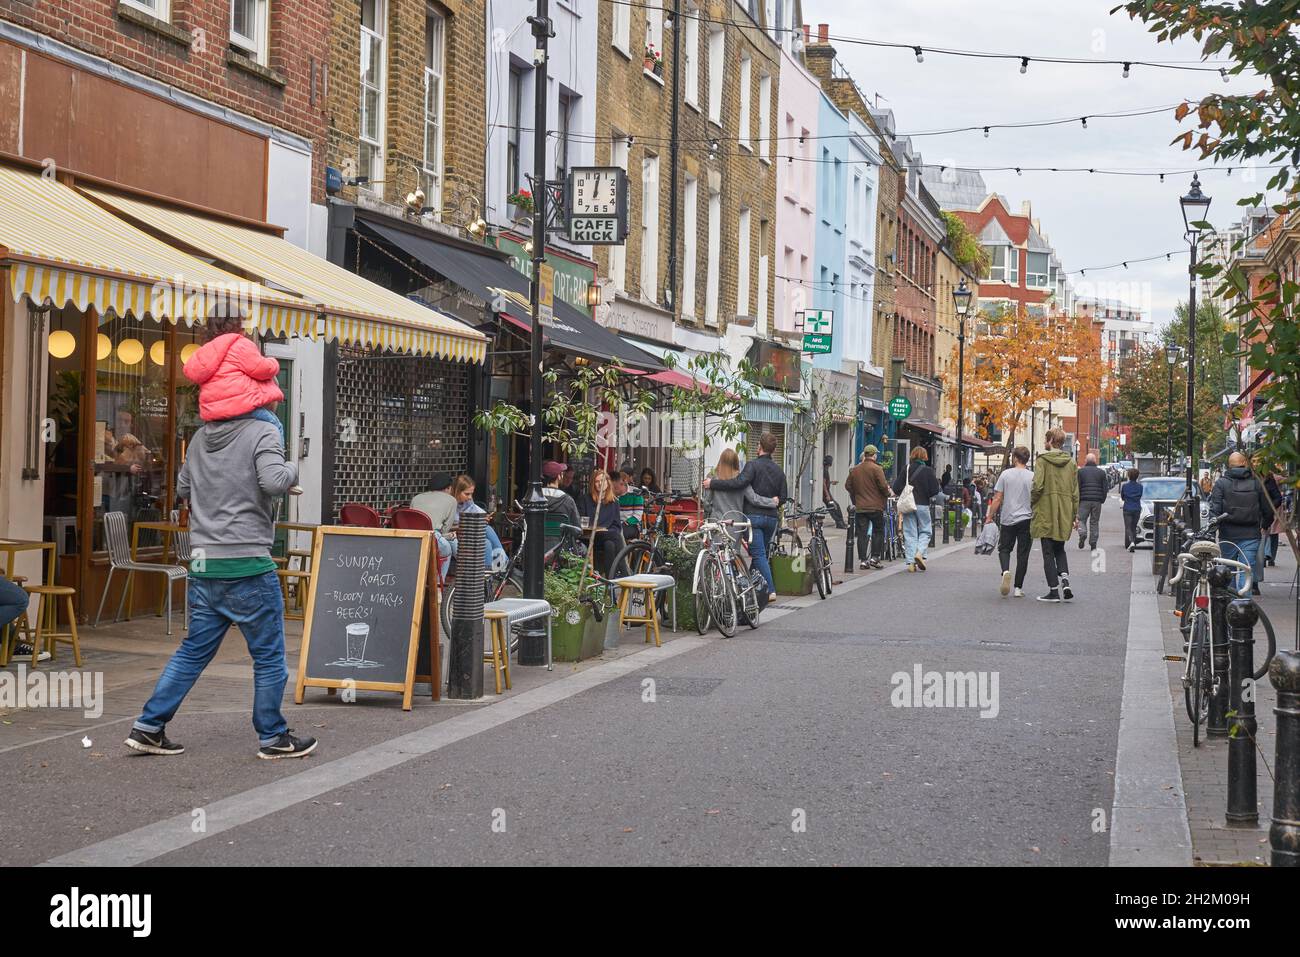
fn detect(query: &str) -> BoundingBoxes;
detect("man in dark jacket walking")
[1208,451,1274,594]
[845,445,892,569]
[1076,453,1108,550]
[703,432,789,597]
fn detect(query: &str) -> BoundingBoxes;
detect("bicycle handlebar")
[1169,552,1253,596]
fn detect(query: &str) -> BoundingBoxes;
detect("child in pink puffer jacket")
[183,330,301,493]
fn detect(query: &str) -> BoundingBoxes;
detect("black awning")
[358,216,664,371]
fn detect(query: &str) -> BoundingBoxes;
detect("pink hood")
[184,333,284,422]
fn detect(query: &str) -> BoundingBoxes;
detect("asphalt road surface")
[3,512,1133,866]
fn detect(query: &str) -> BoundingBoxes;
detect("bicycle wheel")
[693,554,714,635]
[816,537,834,596]
[1186,613,1209,747]
[810,543,826,600]
[707,554,736,638]
[1252,603,1276,681]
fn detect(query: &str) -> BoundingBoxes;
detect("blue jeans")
[135,572,288,745]
[747,514,778,594]
[902,507,933,565]
[0,577,28,631]
[484,524,504,571]
[1219,536,1261,592]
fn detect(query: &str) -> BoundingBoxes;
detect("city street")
[3,514,1141,867]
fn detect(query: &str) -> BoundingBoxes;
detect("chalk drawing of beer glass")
[345,623,369,665]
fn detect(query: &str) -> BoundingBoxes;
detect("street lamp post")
[520,0,554,664]
[1165,343,1181,475]
[952,279,972,491]
[1180,174,1211,529]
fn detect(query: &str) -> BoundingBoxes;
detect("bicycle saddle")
[1190,539,1221,560]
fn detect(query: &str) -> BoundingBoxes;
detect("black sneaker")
[1036,589,1061,603]
[869,558,883,569]
[859,561,871,570]
[1077,537,1085,549]
[258,731,318,760]
[1060,575,1074,602]
[14,643,51,662]
[125,728,185,756]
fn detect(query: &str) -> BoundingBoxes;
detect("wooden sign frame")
[294,526,433,712]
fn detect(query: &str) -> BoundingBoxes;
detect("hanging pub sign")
[566,167,628,245]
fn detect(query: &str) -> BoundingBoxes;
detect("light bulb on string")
[983,127,990,138]
[913,46,924,63]
[1122,62,1131,78]
[1220,68,1230,84]
[1020,57,1029,74]
[1080,117,1088,129]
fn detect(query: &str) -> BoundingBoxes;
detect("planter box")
[580,612,608,660]
[770,555,811,596]
[551,608,587,662]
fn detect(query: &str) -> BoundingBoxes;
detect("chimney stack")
[803,23,810,44]
[818,23,829,43]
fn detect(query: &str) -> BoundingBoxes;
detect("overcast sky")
[803,0,1268,330]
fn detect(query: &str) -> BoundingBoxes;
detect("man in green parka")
[1030,428,1081,602]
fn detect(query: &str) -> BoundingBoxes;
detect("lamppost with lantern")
[952,279,973,489]
[1180,174,1211,527]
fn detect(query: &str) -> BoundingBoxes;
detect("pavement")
[0,496,1289,866]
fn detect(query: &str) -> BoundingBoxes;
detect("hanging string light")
[1122,62,1131,78]
[913,46,924,63]
[1020,57,1029,74]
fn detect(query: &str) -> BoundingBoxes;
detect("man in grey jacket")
[1076,453,1108,551]
[126,407,317,760]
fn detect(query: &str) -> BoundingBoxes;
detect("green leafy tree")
[1115,345,1222,458]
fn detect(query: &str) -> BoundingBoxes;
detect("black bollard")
[941,503,950,544]
[1207,566,1233,738]
[844,505,856,574]
[1269,649,1300,866]
[1225,598,1258,827]
[446,511,486,699]
[954,498,964,541]
[930,504,938,548]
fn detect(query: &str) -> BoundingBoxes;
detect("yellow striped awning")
[83,187,488,365]
[0,165,316,335]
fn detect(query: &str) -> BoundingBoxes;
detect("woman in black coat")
[892,447,943,571]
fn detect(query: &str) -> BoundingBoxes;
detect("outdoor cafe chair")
[94,511,187,635]
[389,507,433,531]
[339,503,384,528]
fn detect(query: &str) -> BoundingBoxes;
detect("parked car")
[1136,476,1209,548]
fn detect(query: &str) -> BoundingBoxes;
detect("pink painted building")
[774,43,819,337]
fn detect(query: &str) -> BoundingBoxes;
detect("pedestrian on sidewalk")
[892,447,942,572]
[701,448,779,572]
[940,464,953,495]
[1208,451,1273,595]
[1076,453,1107,551]
[845,445,892,569]
[1030,428,1080,602]
[703,432,789,599]
[126,309,315,760]
[1120,467,1143,551]
[986,446,1034,598]
[822,455,847,529]
[1262,471,1284,567]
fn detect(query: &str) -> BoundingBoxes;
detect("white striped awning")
[83,187,488,364]
[0,165,316,335]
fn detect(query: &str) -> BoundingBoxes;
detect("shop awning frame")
[0,165,316,335]
[82,187,487,363]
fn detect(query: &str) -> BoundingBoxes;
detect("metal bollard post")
[941,503,950,544]
[1207,566,1233,738]
[446,511,486,699]
[930,504,938,548]
[954,499,964,541]
[844,505,856,574]
[1225,599,1258,827]
[1269,649,1300,865]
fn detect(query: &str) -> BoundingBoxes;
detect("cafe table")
[0,538,59,632]
[128,520,186,620]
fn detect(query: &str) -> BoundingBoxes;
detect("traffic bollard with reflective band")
[447,511,486,699]
[1207,565,1233,738]
[844,505,856,574]
[1225,598,1258,827]
[1269,648,1300,866]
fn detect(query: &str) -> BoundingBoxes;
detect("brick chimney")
[818,23,829,43]
[803,21,835,80]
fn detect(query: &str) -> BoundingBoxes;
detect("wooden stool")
[24,585,81,667]
[614,575,677,647]
[276,569,311,621]
[482,598,553,694]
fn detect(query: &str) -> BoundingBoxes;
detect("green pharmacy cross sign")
[800,309,833,355]
[888,395,912,420]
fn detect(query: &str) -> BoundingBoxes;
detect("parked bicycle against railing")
[1169,514,1276,748]
[682,518,761,638]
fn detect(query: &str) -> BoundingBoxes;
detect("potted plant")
[506,188,534,215]
[644,42,662,74]
[544,557,588,662]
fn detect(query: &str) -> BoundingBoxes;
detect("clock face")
[573,170,619,215]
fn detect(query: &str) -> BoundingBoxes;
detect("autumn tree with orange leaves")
[943,305,1112,468]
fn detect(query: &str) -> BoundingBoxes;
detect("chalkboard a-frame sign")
[294,526,433,711]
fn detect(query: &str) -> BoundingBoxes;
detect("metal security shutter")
[745,422,785,465]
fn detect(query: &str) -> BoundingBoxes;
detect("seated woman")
[639,468,661,495]
[451,475,505,571]
[575,470,624,577]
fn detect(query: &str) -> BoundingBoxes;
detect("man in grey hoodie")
[125,405,317,760]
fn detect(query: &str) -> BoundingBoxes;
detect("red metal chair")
[339,503,383,528]
[665,496,702,533]
[389,507,433,531]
